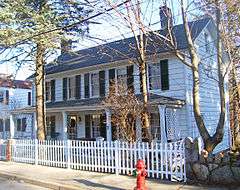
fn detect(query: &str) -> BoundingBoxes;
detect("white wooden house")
[9,9,230,152]
[0,74,32,139]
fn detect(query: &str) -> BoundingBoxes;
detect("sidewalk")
[0,161,235,190]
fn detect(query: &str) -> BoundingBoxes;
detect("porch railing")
[0,139,186,182]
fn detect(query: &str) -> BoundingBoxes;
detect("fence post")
[6,139,12,161]
[67,140,71,169]
[115,141,119,175]
[35,139,38,165]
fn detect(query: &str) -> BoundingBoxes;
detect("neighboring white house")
[10,8,230,152]
[0,74,32,139]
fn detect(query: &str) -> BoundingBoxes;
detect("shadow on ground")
[74,179,125,190]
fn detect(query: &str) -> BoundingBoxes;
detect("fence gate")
[3,139,186,182]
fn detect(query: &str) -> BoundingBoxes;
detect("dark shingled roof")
[46,93,185,109]
[28,17,211,79]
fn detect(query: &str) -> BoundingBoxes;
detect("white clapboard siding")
[1,139,186,182]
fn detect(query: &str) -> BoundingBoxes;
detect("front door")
[67,115,77,139]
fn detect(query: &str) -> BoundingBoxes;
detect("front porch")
[45,94,185,143]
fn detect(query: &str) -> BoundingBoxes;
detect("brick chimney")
[159,6,173,29]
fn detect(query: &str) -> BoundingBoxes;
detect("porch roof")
[46,93,185,111]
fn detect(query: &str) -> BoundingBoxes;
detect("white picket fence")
[0,140,7,160]
[0,139,186,182]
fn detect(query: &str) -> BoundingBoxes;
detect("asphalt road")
[0,177,50,190]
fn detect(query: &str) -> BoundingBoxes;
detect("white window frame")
[148,62,161,90]
[90,72,100,98]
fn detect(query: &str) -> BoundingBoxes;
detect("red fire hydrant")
[133,159,148,190]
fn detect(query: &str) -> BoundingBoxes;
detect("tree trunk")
[180,0,226,152]
[35,43,46,140]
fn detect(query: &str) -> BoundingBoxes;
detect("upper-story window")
[46,81,51,101]
[117,67,127,87]
[148,63,161,90]
[148,60,169,91]
[90,73,99,97]
[68,77,75,99]
[0,90,9,104]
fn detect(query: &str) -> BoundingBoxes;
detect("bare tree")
[103,81,144,142]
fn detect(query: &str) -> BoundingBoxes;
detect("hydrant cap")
[136,159,145,169]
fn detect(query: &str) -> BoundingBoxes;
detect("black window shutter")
[51,80,55,102]
[63,78,68,101]
[75,75,81,99]
[17,119,21,131]
[0,119,3,132]
[109,69,115,93]
[99,70,105,97]
[84,73,90,98]
[127,65,134,92]
[5,90,9,105]
[27,92,31,106]
[160,59,169,90]
[100,114,106,139]
[85,114,91,138]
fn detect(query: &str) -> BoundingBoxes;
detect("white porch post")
[158,105,167,143]
[136,116,142,142]
[62,111,68,140]
[105,109,112,141]
[10,114,15,139]
[33,112,37,139]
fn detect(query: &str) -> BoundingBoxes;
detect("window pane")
[45,81,51,101]
[91,73,99,97]
[17,119,21,131]
[117,68,127,87]
[22,118,27,132]
[92,114,100,138]
[150,113,160,140]
[68,77,76,99]
[5,119,10,131]
[149,63,161,90]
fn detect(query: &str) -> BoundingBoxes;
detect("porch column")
[105,109,112,141]
[136,116,142,142]
[33,112,37,139]
[10,114,15,139]
[62,111,68,140]
[158,105,167,143]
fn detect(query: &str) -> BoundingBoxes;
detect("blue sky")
[0,0,195,80]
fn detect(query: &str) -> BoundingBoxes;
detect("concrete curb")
[0,172,85,190]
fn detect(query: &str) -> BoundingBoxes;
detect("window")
[45,81,51,101]
[5,119,10,131]
[17,118,27,132]
[28,92,31,106]
[0,119,3,132]
[150,113,160,140]
[68,77,75,99]
[46,116,55,138]
[148,63,161,90]
[117,68,127,87]
[91,114,101,138]
[91,73,99,97]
